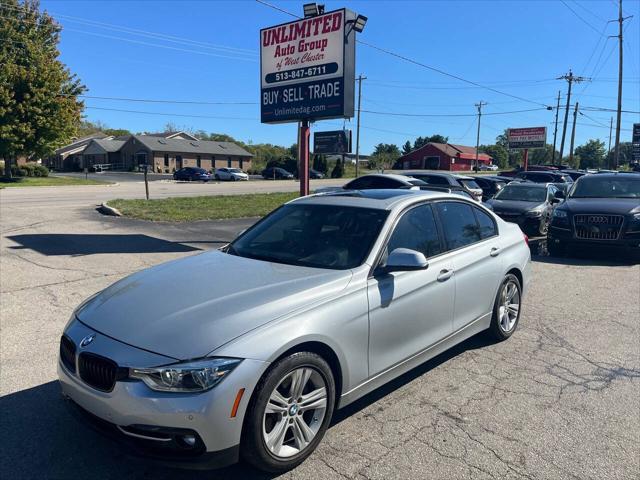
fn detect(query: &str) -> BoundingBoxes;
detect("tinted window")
[474,208,497,239]
[230,205,389,270]
[569,176,640,198]
[422,175,450,186]
[458,179,480,190]
[435,202,481,250]
[345,177,375,189]
[387,204,442,258]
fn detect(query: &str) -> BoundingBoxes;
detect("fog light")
[181,435,197,447]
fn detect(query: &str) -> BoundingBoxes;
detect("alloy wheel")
[498,280,520,332]
[262,367,327,459]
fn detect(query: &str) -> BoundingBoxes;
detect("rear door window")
[474,208,497,239]
[435,202,481,250]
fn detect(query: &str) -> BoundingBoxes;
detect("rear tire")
[488,274,522,341]
[241,352,335,473]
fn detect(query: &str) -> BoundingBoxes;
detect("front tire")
[241,352,335,473]
[488,274,522,341]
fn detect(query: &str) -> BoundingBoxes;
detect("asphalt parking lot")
[1,186,638,480]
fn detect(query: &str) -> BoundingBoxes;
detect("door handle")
[490,247,502,257]
[437,269,454,282]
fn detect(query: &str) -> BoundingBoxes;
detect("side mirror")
[550,197,560,204]
[380,248,428,274]
[554,190,565,199]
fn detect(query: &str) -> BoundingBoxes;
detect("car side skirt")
[338,312,491,408]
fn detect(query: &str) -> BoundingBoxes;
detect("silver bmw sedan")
[58,189,531,472]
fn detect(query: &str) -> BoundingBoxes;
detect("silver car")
[58,189,530,472]
[215,167,249,181]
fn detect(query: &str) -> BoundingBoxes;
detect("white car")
[479,164,499,171]
[215,168,249,181]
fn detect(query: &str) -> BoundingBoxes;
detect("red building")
[398,143,493,171]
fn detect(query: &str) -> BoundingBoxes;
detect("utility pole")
[354,74,366,178]
[551,90,561,165]
[474,101,487,172]
[557,70,588,162]
[608,117,613,169]
[569,102,579,165]
[610,0,633,169]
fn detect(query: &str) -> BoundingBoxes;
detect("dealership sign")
[507,127,547,150]
[260,9,356,124]
[633,123,640,162]
[314,130,352,154]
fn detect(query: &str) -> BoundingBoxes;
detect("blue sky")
[43,0,640,154]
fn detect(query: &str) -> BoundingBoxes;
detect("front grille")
[574,214,624,240]
[60,335,76,373]
[78,352,118,392]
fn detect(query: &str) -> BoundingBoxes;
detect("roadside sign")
[633,123,640,163]
[260,9,356,124]
[507,127,547,150]
[314,130,352,154]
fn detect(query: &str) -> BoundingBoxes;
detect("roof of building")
[83,138,127,155]
[131,135,254,157]
[143,131,199,141]
[55,133,109,155]
[399,142,493,161]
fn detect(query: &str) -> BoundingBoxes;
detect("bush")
[1,163,49,177]
[33,165,49,177]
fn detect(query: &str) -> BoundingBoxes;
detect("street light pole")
[552,90,561,165]
[474,101,486,172]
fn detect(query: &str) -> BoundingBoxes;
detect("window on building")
[424,156,440,169]
[196,155,201,168]
[227,156,232,168]
[164,154,169,167]
[239,158,244,169]
[176,155,183,169]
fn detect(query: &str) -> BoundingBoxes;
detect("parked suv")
[473,176,507,201]
[514,171,574,193]
[404,172,483,202]
[548,173,640,259]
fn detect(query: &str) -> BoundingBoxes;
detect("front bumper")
[58,321,268,467]
[548,225,640,249]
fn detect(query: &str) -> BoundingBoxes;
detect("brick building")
[397,143,493,171]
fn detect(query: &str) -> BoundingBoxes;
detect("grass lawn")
[109,192,299,222]
[0,176,110,187]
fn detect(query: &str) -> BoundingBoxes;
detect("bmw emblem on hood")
[80,334,95,348]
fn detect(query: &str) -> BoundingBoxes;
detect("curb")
[99,202,122,217]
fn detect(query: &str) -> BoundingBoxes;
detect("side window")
[435,202,481,250]
[346,177,373,190]
[474,208,497,239]
[374,177,403,189]
[387,204,443,259]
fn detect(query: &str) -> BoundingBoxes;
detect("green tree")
[495,130,522,168]
[76,120,131,138]
[401,140,413,155]
[529,145,558,165]
[312,154,327,173]
[574,139,606,169]
[606,142,634,167]
[1,0,86,178]
[369,143,400,171]
[413,134,448,150]
[331,157,344,178]
[479,144,508,169]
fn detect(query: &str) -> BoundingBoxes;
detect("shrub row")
[0,163,49,177]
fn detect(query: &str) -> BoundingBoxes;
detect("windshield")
[569,176,640,198]
[495,185,546,202]
[228,204,389,270]
[459,179,480,190]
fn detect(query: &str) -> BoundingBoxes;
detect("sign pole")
[299,120,310,196]
[523,149,529,172]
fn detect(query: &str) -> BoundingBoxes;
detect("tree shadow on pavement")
[6,234,201,256]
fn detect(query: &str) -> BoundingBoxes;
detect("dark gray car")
[487,183,561,236]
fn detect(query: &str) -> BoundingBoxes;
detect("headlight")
[633,213,640,221]
[553,210,568,218]
[525,209,543,217]
[130,358,241,392]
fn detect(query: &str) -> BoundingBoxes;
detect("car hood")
[76,251,352,360]
[487,199,543,214]
[560,197,640,214]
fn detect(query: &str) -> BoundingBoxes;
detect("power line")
[76,95,257,105]
[359,107,547,118]
[84,106,255,121]
[570,0,608,23]
[560,0,606,36]
[254,0,551,108]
